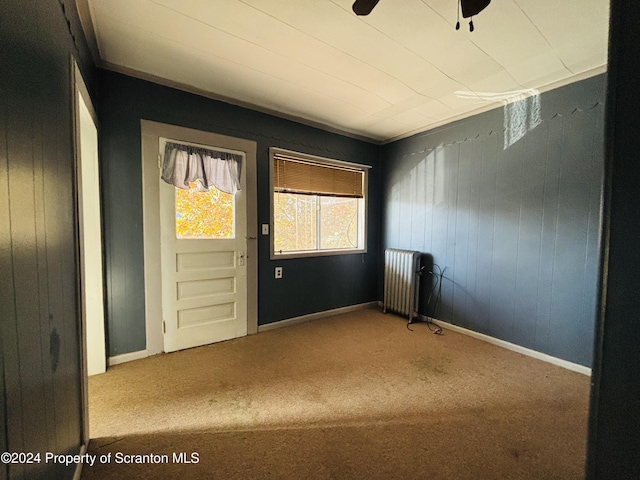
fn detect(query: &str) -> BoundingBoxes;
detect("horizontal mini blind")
[273,151,364,198]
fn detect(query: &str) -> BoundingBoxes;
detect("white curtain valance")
[161,141,242,194]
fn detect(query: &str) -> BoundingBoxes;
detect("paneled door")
[159,139,247,352]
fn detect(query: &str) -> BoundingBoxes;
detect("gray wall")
[98,70,381,357]
[0,0,95,479]
[382,75,606,367]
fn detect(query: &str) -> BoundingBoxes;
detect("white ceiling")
[79,0,610,143]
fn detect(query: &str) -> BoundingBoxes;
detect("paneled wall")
[98,70,380,357]
[586,2,640,476]
[0,1,95,479]
[382,75,606,367]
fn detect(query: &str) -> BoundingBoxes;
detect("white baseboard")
[108,349,149,366]
[72,443,87,480]
[258,302,378,332]
[424,316,592,376]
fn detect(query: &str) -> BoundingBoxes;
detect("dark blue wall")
[98,70,381,356]
[382,75,606,367]
[100,69,606,367]
[0,0,95,479]
[586,1,640,477]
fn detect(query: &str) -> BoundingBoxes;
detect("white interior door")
[159,139,248,352]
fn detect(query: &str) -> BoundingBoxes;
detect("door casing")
[73,58,105,449]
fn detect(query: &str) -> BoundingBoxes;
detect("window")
[270,147,368,258]
[161,139,242,240]
[175,180,235,239]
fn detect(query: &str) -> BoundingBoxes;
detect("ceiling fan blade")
[352,0,380,16]
[461,0,491,18]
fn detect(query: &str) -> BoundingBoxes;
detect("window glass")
[319,197,358,250]
[175,181,235,239]
[273,193,316,252]
[271,148,368,257]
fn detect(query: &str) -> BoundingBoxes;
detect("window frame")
[269,147,369,259]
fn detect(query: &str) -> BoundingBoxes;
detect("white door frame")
[141,120,258,356]
[72,59,105,448]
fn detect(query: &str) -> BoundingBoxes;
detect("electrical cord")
[427,265,445,335]
[406,266,426,332]
[406,263,445,335]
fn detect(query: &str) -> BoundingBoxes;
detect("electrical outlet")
[275,266,283,279]
[262,224,269,235]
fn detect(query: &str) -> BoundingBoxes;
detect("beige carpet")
[82,308,590,479]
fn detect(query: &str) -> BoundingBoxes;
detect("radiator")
[383,248,421,321]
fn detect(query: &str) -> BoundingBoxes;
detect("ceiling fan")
[352,0,491,31]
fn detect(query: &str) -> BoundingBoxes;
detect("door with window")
[159,139,247,352]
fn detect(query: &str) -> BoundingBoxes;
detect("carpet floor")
[81,308,590,479]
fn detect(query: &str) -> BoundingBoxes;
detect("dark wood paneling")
[461,139,483,331]
[0,350,6,480]
[382,75,606,366]
[98,70,381,355]
[548,110,595,364]
[488,137,522,340]
[512,123,547,350]
[586,1,640,477]
[1,0,95,478]
[7,39,50,478]
[474,133,499,334]
[534,116,562,353]
[0,7,16,477]
[452,141,472,328]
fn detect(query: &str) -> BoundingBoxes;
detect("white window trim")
[269,147,370,260]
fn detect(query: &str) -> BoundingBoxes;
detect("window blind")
[273,152,364,198]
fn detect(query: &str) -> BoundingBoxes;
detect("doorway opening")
[73,61,106,452]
